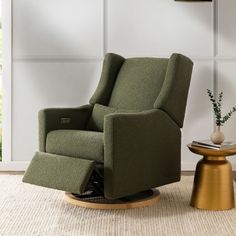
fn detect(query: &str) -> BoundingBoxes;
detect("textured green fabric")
[87,104,139,131]
[39,105,93,152]
[89,53,125,105]
[154,54,193,127]
[108,58,168,110]
[24,53,193,199]
[46,130,104,163]
[104,109,181,199]
[23,152,95,194]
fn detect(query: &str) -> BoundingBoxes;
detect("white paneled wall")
[12,62,101,161]
[182,61,213,168]
[107,0,213,57]
[10,0,236,170]
[13,0,103,59]
[217,0,236,57]
[217,62,236,143]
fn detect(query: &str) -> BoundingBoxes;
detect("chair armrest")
[39,104,93,152]
[104,109,181,199]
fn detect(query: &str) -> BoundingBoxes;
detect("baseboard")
[181,162,197,171]
[0,161,235,172]
[0,162,29,171]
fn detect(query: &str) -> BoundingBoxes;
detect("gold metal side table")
[188,144,235,210]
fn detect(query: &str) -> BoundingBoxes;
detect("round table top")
[187,144,236,157]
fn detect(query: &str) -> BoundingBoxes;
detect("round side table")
[188,144,236,211]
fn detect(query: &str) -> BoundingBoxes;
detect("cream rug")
[0,175,235,236]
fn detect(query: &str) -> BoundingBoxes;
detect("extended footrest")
[23,152,96,194]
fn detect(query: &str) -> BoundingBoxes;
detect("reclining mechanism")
[76,168,104,199]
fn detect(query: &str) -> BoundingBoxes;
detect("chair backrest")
[88,53,193,131]
[108,58,168,110]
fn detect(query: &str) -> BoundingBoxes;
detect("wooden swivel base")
[65,189,160,210]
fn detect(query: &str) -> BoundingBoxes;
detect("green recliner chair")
[23,53,193,201]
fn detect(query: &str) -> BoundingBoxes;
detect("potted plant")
[207,89,236,144]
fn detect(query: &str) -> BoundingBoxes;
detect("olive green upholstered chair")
[23,53,193,200]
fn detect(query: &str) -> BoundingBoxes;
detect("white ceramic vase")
[210,126,225,145]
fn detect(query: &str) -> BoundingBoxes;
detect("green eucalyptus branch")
[207,89,236,126]
[217,91,223,113]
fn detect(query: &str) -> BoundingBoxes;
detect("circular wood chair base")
[64,189,160,210]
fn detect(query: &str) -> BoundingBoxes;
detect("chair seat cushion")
[46,130,104,163]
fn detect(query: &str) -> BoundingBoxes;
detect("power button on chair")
[60,117,71,124]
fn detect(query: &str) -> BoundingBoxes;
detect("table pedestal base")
[191,156,235,210]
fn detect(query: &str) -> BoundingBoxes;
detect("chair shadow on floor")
[58,184,196,220]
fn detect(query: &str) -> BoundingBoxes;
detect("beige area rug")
[0,175,235,236]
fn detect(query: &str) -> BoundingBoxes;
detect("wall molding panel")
[13,58,103,63]
[12,0,104,60]
[1,0,13,168]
